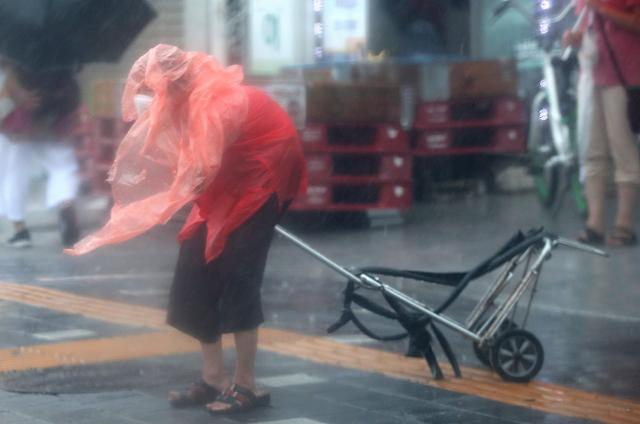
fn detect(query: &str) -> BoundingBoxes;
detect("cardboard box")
[306,83,405,124]
[349,63,420,86]
[450,60,518,100]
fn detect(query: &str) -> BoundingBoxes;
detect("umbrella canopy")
[0,0,156,70]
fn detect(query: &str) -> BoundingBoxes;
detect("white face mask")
[133,94,153,116]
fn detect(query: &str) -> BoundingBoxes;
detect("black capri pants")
[167,195,280,343]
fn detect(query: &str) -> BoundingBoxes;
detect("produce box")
[306,83,405,124]
[450,60,518,100]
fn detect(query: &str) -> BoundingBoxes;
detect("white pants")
[0,136,79,222]
[585,86,640,185]
[577,29,598,182]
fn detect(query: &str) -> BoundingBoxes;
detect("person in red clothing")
[67,44,307,414]
[565,0,640,246]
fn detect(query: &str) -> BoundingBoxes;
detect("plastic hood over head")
[67,44,248,256]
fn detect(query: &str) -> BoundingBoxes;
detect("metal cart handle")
[554,237,609,257]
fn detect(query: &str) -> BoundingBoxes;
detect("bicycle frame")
[496,0,588,213]
[541,4,587,168]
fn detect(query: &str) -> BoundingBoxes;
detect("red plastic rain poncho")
[67,44,306,262]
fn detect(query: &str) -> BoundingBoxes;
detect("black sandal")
[206,384,270,415]
[578,227,604,245]
[168,379,221,408]
[607,227,637,247]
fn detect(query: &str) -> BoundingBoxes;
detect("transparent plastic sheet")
[66,44,249,257]
[178,86,307,261]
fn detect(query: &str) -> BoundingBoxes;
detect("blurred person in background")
[565,0,640,246]
[0,62,81,248]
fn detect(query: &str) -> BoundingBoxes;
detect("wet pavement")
[0,191,638,423]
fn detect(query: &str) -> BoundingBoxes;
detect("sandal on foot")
[206,384,270,415]
[168,379,221,408]
[578,227,604,245]
[606,227,637,247]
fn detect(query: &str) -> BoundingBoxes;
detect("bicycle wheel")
[528,104,559,208]
[570,172,588,218]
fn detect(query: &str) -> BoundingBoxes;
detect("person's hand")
[562,30,584,48]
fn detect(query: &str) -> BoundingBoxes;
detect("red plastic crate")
[414,97,525,129]
[413,125,525,157]
[299,124,409,152]
[291,182,412,211]
[305,153,412,181]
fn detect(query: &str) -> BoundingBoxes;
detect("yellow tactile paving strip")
[0,332,196,372]
[0,281,166,329]
[1,281,639,424]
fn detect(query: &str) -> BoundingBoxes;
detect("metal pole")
[556,237,608,257]
[484,239,553,339]
[373,278,481,342]
[275,226,363,284]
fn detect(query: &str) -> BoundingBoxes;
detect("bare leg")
[585,177,607,234]
[232,328,259,390]
[614,183,638,232]
[201,340,229,390]
[206,328,262,413]
[167,339,228,405]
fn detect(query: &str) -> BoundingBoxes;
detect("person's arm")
[588,0,640,33]
[563,2,591,48]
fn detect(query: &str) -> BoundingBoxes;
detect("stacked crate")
[292,123,413,212]
[413,96,526,156]
[413,60,526,157]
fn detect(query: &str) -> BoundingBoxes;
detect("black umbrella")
[0,0,156,70]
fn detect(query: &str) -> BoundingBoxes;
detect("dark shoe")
[5,229,32,248]
[206,384,270,415]
[606,227,637,247]
[59,205,80,248]
[577,227,604,245]
[168,379,221,408]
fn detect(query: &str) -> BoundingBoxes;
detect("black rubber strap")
[352,293,398,320]
[360,267,465,287]
[327,280,408,341]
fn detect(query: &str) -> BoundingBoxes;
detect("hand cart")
[275,226,607,382]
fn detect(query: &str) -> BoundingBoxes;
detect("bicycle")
[494,0,588,217]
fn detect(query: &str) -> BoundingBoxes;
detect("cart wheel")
[490,329,544,383]
[471,319,517,368]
